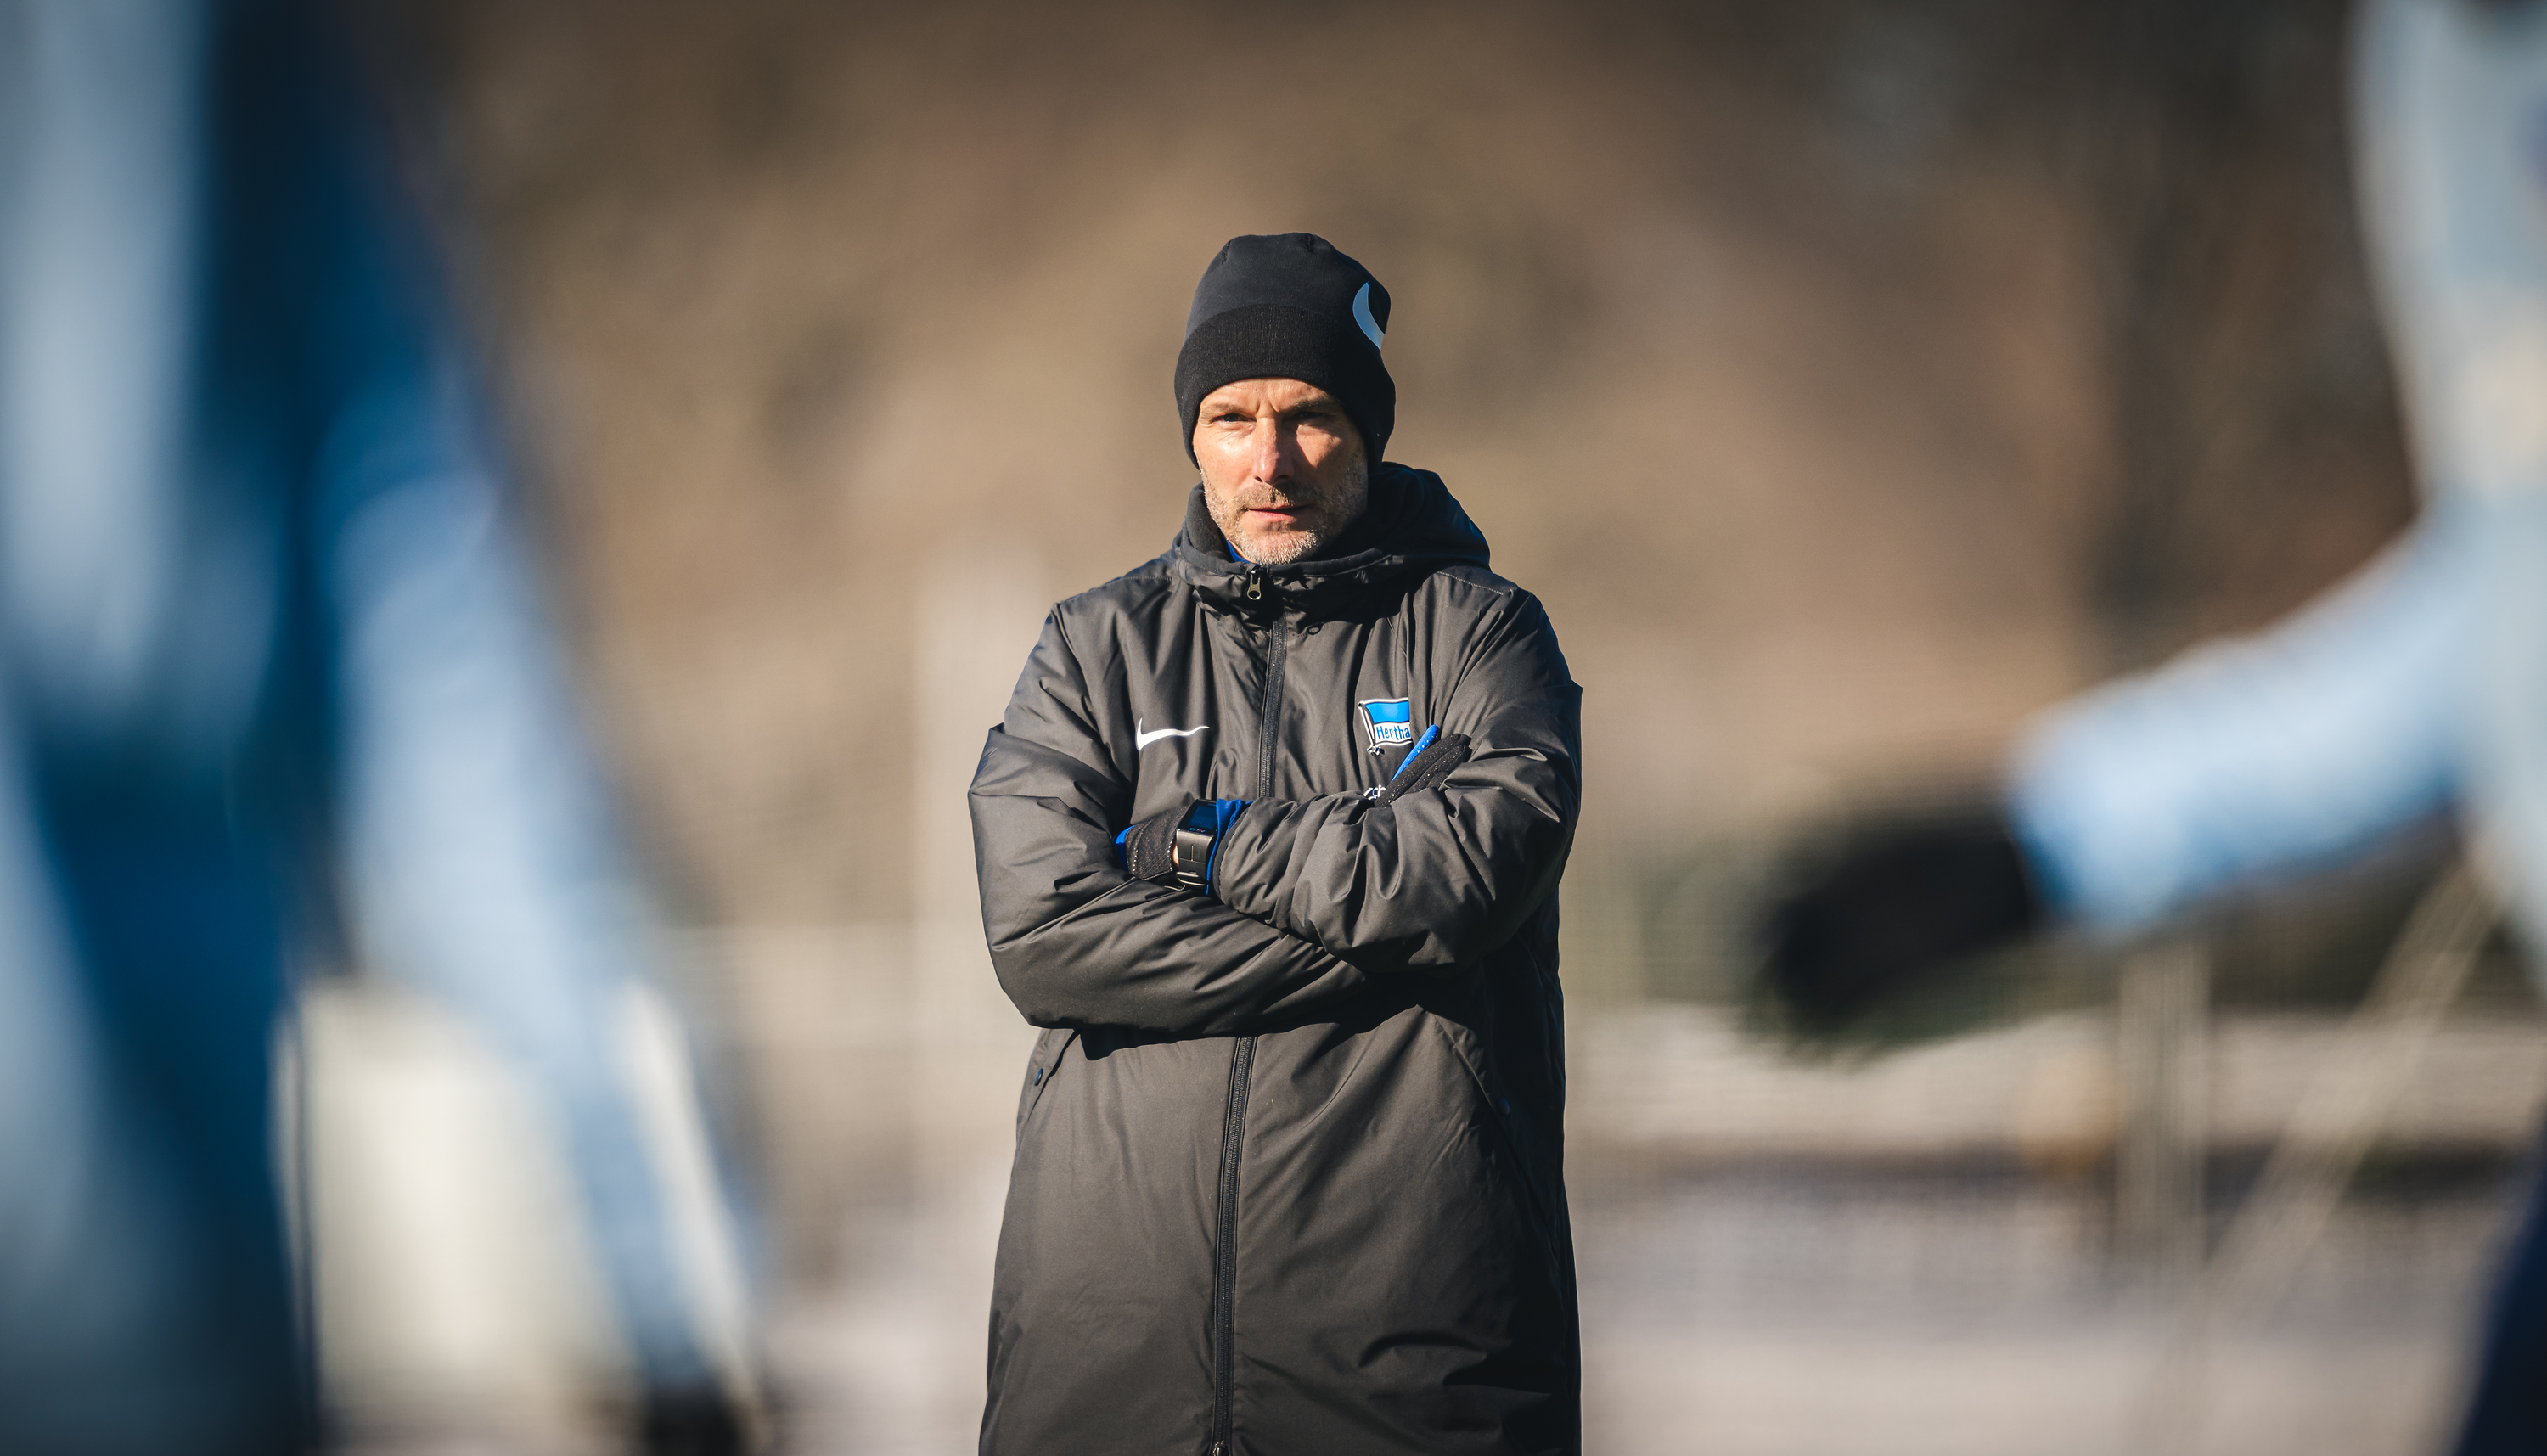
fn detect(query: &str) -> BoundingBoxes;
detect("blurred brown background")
[318,3,2535,1453]
[367,0,2415,925]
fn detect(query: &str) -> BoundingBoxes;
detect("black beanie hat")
[1174,233,1393,464]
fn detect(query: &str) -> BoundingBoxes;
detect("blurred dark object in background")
[1758,801,2044,1039]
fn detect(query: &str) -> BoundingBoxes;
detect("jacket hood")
[1169,464,1491,615]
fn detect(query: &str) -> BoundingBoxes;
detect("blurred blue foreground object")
[1760,1,2547,1447]
[0,2,753,1452]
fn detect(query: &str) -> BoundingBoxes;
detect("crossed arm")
[970,594,1581,1037]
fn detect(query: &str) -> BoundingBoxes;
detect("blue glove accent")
[1183,799,1250,835]
[1114,800,1250,892]
[1391,725,1441,780]
[1185,798,1248,891]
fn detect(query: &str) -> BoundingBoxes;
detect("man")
[1759,1,2547,1448]
[969,233,1584,1455]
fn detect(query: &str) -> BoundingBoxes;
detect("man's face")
[1195,378,1369,565]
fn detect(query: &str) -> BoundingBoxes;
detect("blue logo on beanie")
[1352,283,1385,352]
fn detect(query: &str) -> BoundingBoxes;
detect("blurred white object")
[298,975,757,1450]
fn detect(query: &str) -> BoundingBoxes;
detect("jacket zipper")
[1209,614,1285,1454]
[1207,1035,1256,1455]
[1252,616,1285,802]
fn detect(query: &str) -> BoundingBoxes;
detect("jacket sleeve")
[1208,589,1582,971]
[970,610,1372,1035]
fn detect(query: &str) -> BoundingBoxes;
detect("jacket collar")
[1167,464,1491,616]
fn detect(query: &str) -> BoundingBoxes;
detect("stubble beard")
[1209,455,1369,566]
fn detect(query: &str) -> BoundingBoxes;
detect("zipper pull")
[1244,567,1262,602]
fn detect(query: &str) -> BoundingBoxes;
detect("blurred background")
[288,0,2535,1451]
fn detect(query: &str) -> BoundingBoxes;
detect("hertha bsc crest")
[1358,697,1414,753]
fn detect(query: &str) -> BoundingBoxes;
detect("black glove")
[1377,729,1470,804]
[1758,802,2045,1035]
[638,1381,751,1456]
[1119,798,1248,891]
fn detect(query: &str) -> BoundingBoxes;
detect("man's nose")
[1251,419,1294,483]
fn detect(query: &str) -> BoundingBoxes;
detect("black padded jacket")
[970,464,1583,1455]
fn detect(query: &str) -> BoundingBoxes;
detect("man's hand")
[1757,803,2046,1035]
[1119,798,1250,892]
[1378,727,1470,803]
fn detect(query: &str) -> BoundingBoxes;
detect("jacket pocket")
[1015,1026,1077,1138]
[1426,1015,1562,1255]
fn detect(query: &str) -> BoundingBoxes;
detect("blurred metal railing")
[2139,859,2499,1455]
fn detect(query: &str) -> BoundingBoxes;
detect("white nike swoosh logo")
[1136,719,1210,750]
